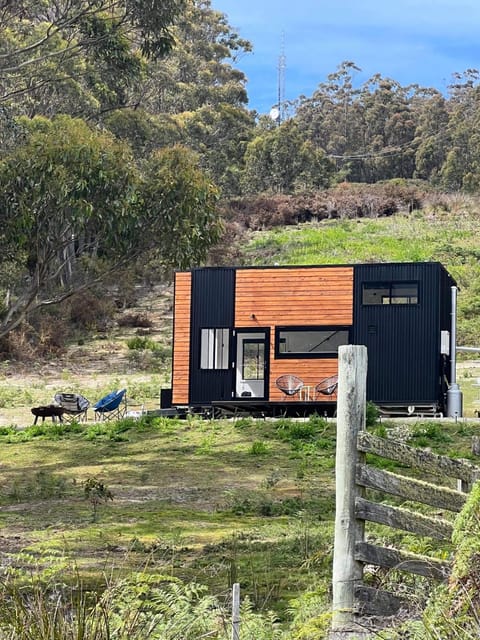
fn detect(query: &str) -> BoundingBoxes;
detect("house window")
[362,282,419,305]
[200,328,229,369]
[276,327,350,358]
[242,339,264,380]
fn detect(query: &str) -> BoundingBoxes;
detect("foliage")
[0,569,284,640]
[83,477,114,522]
[242,119,334,194]
[226,181,426,231]
[118,313,153,329]
[385,482,480,639]
[0,0,185,112]
[139,144,222,270]
[366,401,380,428]
[0,115,139,337]
[0,118,221,341]
[249,441,270,455]
[127,336,160,351]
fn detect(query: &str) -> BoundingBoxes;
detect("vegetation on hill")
[3,0,480,348]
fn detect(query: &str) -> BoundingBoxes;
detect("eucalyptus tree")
[294,61,364,180]
[0,115,221,339]
[357,75,417,182]
[0,0,186,114]
[413,90,450,183]
[134,0,255,195]
[242,119,334,194]
[440,70,480,191]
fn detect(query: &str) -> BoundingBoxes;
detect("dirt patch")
[0,285,174,427]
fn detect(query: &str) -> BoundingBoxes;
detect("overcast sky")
[212,0,480,115]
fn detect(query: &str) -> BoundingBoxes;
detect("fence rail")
[329,345,480,640]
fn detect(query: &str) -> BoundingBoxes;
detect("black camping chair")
[54,392,90,422]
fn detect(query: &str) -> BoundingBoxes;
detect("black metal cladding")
[353,263,448,406]
[189,268,235,404]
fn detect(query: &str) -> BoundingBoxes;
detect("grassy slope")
[1,198,480,629]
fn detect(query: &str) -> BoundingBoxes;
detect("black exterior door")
[189,268,235,404]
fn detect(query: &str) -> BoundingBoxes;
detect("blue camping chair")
[93,389,127,421]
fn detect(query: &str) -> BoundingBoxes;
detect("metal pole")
[451,286,457,385]
[231,583,240,640]
[447,286,463,418]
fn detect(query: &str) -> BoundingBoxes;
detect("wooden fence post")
[330,345,368,639]
[231,582,240,640]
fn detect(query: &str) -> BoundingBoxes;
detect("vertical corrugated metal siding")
[353,263,441,405]
[189,268,235,404]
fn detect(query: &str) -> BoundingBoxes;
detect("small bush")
[126,336,159,351]
[118,313,153,328]
[410,421,453,445]
[274,419,316,443]
[234,417,255,429]
[249,441,269,455]
[68,291,116,332]
[366,401,380,428]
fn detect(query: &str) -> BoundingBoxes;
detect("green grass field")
[1,410,479,629]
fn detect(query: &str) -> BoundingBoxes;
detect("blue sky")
[212,0,480,115]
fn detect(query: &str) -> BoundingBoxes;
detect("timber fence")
[329,345,480,639]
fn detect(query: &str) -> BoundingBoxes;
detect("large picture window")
[362,282,419,305]
[276,326,350,358]
[200,328,229,369]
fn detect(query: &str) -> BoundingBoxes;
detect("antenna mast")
[277,31,286,123]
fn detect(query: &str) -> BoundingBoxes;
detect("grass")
[0,414,339,619]
[0,410,479,627]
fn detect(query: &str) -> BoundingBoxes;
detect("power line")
[327,139,418,160]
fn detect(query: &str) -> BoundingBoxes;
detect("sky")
[211,0,480,115]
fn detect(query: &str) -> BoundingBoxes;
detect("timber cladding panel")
[235,267,354,325]
[172,272,191,405]
[235,267,354,402]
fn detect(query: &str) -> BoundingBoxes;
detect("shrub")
[118,313,153,328]
[249,441,269,455]
[68,290,116,332]
[366,401,380,428]
[126,336,159,351]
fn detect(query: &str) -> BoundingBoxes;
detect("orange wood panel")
[172,272,191,405]
[235,267,353,402]
[235,267,353,327]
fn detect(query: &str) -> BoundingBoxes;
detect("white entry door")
[235,331,268,399]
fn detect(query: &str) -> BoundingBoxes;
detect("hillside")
[234,191,480,351]
[2,190,480,424]
[1,196,480,637]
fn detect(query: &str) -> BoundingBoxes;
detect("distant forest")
[3,0,480,199]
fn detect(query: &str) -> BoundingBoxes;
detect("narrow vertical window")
[200,328,229,369]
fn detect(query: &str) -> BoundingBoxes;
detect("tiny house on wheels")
[168,262,455,417]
